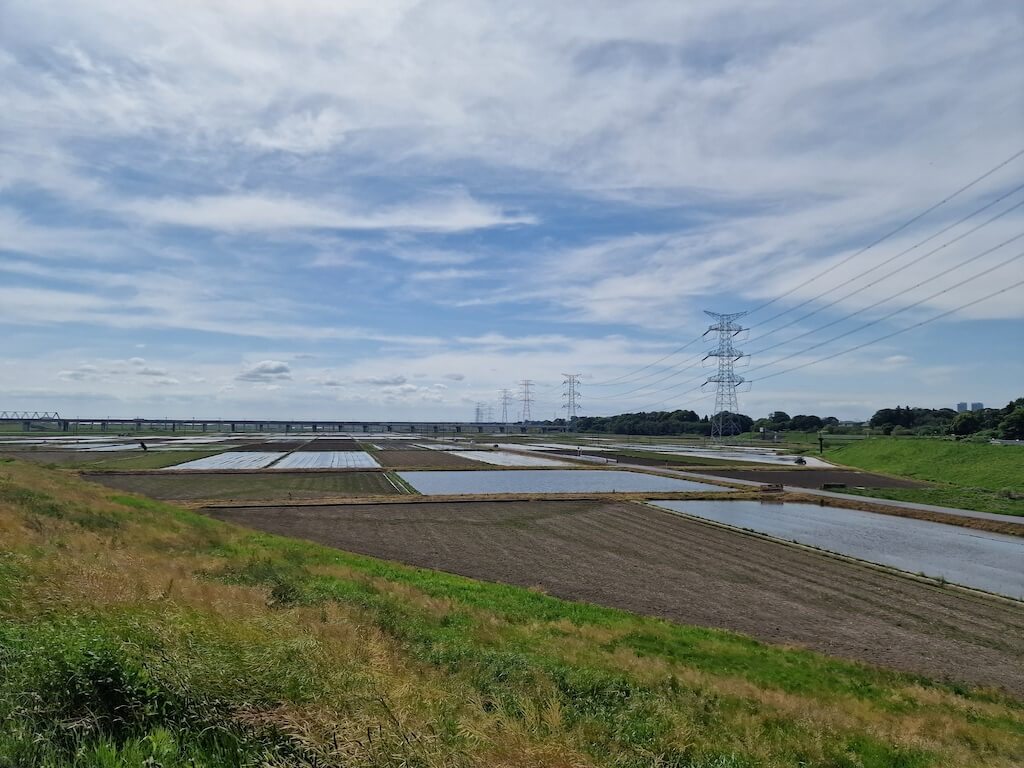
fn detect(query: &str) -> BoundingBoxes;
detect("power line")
[744,147,1024,317]
[746,185,1024,343]
[585,149,1024,390]
[748,229,1024,356]
[746,248,1024,376]
[749,276,1024,383]
[587,336,703,386]
[585,352,706,400]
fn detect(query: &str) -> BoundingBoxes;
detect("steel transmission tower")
[519,380,534,424]
[703,311,748,440]
[561,373,582,424]
[499,389,513,432]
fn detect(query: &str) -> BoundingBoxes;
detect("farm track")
[204,499,1024,695]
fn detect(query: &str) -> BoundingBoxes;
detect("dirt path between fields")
[206,499,1024,696]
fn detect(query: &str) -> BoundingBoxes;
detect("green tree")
[997,407,1024,440]
[951,411,982,436]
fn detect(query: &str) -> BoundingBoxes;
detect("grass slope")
[829,439,1024,517]
[1,459,1022,767]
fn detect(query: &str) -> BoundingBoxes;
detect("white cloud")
[355,374,407,386]
[122,191,533,234]
[236,360,292,382]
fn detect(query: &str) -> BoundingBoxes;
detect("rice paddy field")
[2,459,1023,768]
[2,430,1024,765]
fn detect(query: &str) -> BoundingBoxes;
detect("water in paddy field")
[398,469,734,495]
[651,500,1024,599]
[270,451,380,469]
[457,451,571,467]
[165,452,285,470]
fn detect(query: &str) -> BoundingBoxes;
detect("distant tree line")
[559,397,1024,440]
[572,410,752,436]
[867,399,1024,439]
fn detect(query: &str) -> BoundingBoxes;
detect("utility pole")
[499,389,513,433]
[703,311,748,441]
[519,379,534,425]
[561,373,582,426]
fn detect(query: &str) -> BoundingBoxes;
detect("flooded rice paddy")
[456,451,570,467]
[398,469,733,495]
[270,451,380,469]
[651,499,1024,598]
[165,452,285,470]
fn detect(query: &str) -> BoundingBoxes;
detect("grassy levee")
[1,460,1023,767]
[828,439,1024,517]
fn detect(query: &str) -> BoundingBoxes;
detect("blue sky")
[1,0,1022,421]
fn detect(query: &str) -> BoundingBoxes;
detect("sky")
[1,0,1023,422]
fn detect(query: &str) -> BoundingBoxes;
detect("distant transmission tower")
[703,311,748,440]
[561,373,582,424]
[474,402,486,423]
[519,380,534,424]
[499,389,513,432]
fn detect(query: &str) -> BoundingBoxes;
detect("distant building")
[957,402,968,413]
[971,402,984,411]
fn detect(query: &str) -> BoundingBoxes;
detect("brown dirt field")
[206,499,1024,695]
[698,468,927,489]
[373,449,488,469]
[232,440,309,452]
[301,438,363,450]
[87,470,401,501]
[0,449,93,465]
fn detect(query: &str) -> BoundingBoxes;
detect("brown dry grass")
[2,459,1023,767]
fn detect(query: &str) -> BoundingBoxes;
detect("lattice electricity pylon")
[702,311,748,440]
[499,389,513,431]
[561,373,582,424]
[519,380,534,424]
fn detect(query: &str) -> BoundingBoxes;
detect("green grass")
[1,461,1022,767]
[86,470,403,501]
[828,439,1024,516]
[75,450,226,470]
[839,486,1024,517]
[828,439,1023,490]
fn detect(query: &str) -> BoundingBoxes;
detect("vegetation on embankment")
[1,459,1023,767]
[828,439,1024,517]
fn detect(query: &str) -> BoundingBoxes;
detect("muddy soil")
[89,470,400,500]
[206,499,1024,695]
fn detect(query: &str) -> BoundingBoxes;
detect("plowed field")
[87,470,400,500]
[206,499,1024,694]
